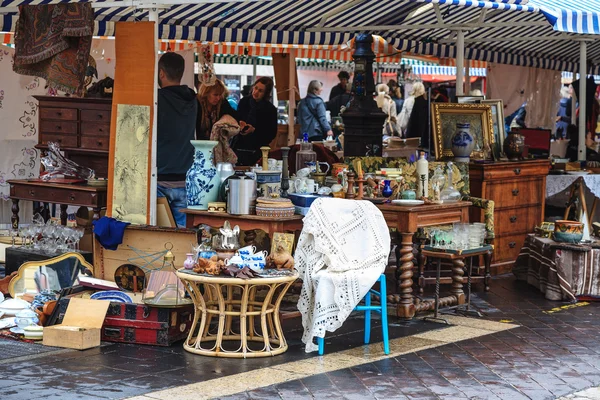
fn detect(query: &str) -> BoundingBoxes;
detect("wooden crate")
[93,225,198,281]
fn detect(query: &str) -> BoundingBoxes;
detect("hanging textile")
[13,3,94,95]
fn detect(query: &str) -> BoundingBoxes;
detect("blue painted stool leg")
[380,275,390,355]
[317,336,325,355]
[364,288,372,344]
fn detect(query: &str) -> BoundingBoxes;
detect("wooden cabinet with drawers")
[34,95,112,178]
[469,160,550,275]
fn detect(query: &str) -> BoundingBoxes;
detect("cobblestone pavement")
[1,274,600,399]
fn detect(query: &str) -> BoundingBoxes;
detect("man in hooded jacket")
[156,52,198,227]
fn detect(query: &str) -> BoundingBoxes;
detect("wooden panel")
[495,206,540,236]
[81,136,109,151]
[93,226,198,281]
[492,234,527,263]
[81,122,110,136]
[40,133,77,148]
[469,159,550,181]
[68,153,109,178]
[40,120,78,134]
[485,179,542,209]
[81,109,111,122]
[40,108,77,121]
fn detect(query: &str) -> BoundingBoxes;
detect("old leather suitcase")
[55,299,194,346]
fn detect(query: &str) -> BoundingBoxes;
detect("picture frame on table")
[456,95,484,104]
[431,103,495,160]
[270,232,295,256]
[481,99,506,160]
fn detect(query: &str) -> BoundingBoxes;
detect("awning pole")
[455,30,465,96]
[465,59,471,94]
[288,50,296,145]
[578,40,587,162]
[149,7,159,225]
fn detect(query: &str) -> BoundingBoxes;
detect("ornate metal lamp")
[342,34,387,157]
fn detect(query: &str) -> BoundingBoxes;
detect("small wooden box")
[43,298,110,350]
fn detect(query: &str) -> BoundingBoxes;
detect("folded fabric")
[210,114,240,164]
[294,198,391,353]
[92,216,131,251]
[13,3,94,95]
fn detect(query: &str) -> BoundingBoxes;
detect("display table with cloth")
[295,198,391,353]
[513,234,600,301]
[176,269,298,358]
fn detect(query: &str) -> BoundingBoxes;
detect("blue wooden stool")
[317,273,390,355]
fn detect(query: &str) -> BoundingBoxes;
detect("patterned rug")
[13,3,94,95]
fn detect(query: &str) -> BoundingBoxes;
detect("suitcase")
[55,298,194,346]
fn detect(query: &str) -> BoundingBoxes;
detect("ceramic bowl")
[553,220,584,243]
[90,290,132,303]
[23,325,44,340]
[0,298,31,316]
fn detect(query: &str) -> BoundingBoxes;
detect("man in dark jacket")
[329,71,350,101]
[156,52,198,227]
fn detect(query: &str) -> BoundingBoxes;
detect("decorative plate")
[114,264,146,293]
[10,327,24,334]
[90,291,132,303]
[392,199,425,206]
[566,170,591,175]
[0,317,16,330]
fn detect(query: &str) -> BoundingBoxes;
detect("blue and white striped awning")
[0,0,599,74]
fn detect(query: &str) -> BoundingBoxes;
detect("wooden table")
[176,269,298,358]
[182,209,304,242]
[377,201,472,318]
[8,180,107,229]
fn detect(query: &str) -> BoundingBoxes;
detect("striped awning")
[0,0,597,73]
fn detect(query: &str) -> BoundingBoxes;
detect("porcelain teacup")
[237,245,257,256]
[296,167,311,178]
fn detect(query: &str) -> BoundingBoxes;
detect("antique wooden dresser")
[34,95,112,178]
[469,160,550,275]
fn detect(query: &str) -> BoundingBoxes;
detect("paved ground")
[2,274,600,399]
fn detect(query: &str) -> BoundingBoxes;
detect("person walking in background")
[329,71,351,101]
[556,85,572,139]
[398,82,426,136]
[327,81,352,119]
[398,82,429,148]
[231,77,278,166]
[196,79,238,140]
[387,79,404,114]
[298,80,333,142]
[376,83,400,138]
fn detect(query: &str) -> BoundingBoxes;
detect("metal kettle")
[225,172,257,215]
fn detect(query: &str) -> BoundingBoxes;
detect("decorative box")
[207,202,226,213]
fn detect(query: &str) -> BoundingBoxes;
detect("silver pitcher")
[225,174,257,215]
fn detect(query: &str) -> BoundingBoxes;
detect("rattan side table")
[176,269,298,358]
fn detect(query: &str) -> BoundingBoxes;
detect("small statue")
[194,255,224,275]
[266,245,295,270]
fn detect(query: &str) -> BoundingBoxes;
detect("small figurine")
[266,245,295,270]
[194,255,225,275]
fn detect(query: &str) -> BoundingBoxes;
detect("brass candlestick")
[346,172,356,199]
[260,146,270,171]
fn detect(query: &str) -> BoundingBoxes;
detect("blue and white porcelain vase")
[186,140,219,210]
[451,123,475,162]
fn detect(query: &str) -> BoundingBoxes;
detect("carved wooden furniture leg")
[416,237,427,296]
[11,199,19,230]
[396,232,416,318]
[451,258,465,305]
[244,229,257,247]
[60,204,68,226]
[484,248,492,292]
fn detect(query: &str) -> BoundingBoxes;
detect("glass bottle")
[431,165,445,202]
[440,161,461,203]
[294,133,317,175]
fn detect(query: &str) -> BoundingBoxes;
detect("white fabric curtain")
[487,63,561,130]
[0,45,47,225]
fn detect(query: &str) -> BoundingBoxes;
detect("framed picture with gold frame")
[431,103,495,160]
[481,99,506,160]
[270,232,295,255]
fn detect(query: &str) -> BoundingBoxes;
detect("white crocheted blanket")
[294,198,391,352]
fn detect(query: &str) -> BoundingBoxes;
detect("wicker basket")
[255,206,295,217]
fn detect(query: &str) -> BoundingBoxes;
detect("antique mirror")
[9,252,93,299]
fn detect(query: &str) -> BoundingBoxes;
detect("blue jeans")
[157,185,187,228]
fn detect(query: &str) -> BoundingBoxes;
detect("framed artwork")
[481,99,506,160]
[456,95,484,104]
[431,103,495,160]
[271,232,295,255]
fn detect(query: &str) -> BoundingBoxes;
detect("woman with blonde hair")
[376,83,400,137]
[398,82,429,148]
[196,79,240,140]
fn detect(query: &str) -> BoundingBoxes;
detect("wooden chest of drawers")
[34,95,112,178]
[469,160,550,275]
